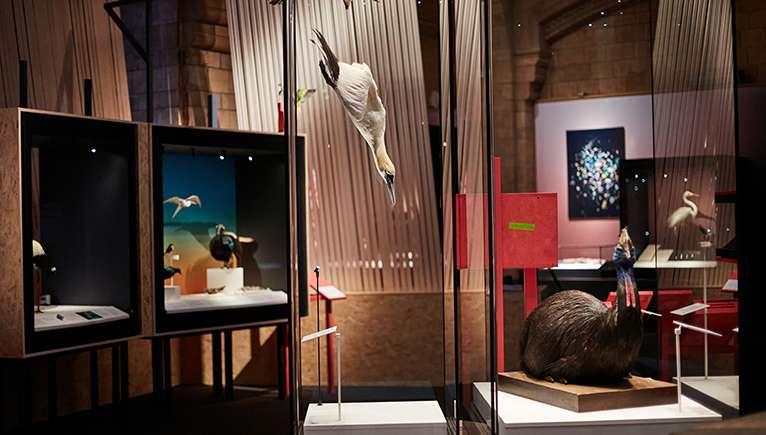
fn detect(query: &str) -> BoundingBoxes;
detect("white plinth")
[681,376,739,411]
[303,401,447,435]
[164,285,181,301]
[206,267,244,294]
[473,382,720,435]
[164,289,287,314]
[34,305,130,331]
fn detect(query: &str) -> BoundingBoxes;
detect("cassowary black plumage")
[521,228,642,384]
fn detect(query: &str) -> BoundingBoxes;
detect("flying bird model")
[667,190,714,232]
[520,227,643,384]
[164,195,202,219]
[311,28,396,205]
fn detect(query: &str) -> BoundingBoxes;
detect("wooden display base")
[499,371,677,412]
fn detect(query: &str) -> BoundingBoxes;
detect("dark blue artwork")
[567,127,625,219]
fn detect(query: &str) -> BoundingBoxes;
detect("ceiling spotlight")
[219,151,225,160]
[588,23,593,27]
[90,148,96,153]
[248,155,253,162]
[603,23,608,27]
[601,10,606,15]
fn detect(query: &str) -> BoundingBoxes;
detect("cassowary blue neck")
[613,244,639,314]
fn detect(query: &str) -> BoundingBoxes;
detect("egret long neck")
[683,195,698,216]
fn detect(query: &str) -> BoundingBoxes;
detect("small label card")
[671,303,709,316]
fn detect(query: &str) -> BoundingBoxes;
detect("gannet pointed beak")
[385,173,396,206]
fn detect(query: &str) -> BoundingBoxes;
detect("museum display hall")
[0,0,764,434]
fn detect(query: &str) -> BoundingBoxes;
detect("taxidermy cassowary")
[209,224,255,268]
[311,28,396,206]
[520,227,642,384]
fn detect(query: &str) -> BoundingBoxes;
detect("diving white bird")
[164,195,202,219]
[311,29,396,206]
[667,191,714,230]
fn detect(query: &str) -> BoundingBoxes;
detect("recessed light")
[90,148,96,153]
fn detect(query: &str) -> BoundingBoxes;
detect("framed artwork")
[567,127,625,219]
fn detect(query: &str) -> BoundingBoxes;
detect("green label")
[508,222,535,231]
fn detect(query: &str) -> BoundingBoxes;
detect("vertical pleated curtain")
[226,0,442,293]
[652,0,736,288]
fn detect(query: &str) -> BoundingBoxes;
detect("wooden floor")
[6,386,291,435]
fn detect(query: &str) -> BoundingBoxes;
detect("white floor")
[34,305,129,331]
[303,401,447,435]
[681,376,739,411]
[473,382,720,435]
[164,290,287,314]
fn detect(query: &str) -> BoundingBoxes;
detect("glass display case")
[249,0,495,433]
[0,108,142,357]
[150,125,301,334]
[486,0,738,432]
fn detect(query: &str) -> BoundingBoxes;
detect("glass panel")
[733,0,765,414]
[288,0,457,431]
[651,0,738,415]
[22,112,139,352]
[448,0,494,432]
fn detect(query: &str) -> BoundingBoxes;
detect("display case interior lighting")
[248,155,253,162]
[90,147,96,153]
[219,150,225,160]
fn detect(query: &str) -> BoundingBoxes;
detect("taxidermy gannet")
[521,227,643,384]
[667,191,714,230]
[164,195,202,219]
[311,29,396,206]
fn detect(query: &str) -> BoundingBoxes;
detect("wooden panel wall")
[226,0,441,294]
[652,0,736,290]
[0,0,130,120]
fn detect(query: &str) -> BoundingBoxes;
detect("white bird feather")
[164,195,202,219]
[312,29,396,206]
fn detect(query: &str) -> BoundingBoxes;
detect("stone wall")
[123,0,236,128]
[540,1,652,100]
[735,0,766,84]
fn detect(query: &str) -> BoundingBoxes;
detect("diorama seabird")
[311,28,397,206]
[520,227,643,384]
[164,195,202,219]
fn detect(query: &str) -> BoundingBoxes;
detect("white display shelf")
[552,261,605,270]
[681,376,739,412]
[303,401,447,435]
[164,290,287,314]
[34,305,130,332]
[635,245,717,269]
[473,382,720,435]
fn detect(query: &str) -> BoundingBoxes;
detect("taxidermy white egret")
[164,195,202,219]
[667,191,714,230]
[311,28,396,206]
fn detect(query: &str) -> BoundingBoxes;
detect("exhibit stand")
[0,105,143,426]
[303,401,448,435]
[145,123,306,400]
[473,382,720,435]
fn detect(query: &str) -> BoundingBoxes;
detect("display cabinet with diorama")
[0,108,145,358]
[147,124,304,336]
